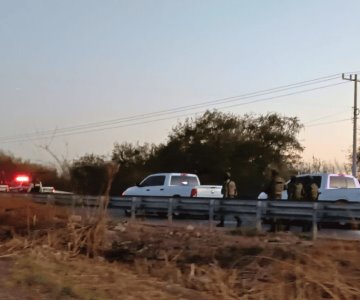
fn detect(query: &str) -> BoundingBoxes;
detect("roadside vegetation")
[0,195,359,299]
[0,110,358,298]
[1,110,353,197]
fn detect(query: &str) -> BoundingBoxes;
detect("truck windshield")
[170,175,199,186]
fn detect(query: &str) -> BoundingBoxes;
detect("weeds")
[0,193,359,299]
[228,227,260,237]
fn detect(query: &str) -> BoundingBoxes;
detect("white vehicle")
[0,185,9,192]
[280,173,360,202]
[41,186,55,193]
[122,173,223,198]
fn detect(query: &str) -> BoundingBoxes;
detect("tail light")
[190,188,197,197]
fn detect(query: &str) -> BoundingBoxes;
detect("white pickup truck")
[281,173,360,202]
[122,173,223,198]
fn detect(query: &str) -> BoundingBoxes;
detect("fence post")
[168,198,173,224]
[70,195,76,214]
[256,200,262,232]
[209,199,215,229]
[312,202,318,240]
[47,193,55,205]
[131,197,137,220]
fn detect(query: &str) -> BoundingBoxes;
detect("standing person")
[266,170,285,200]
[216,172,239,227]
[293,177,305,201]
[304,176,319,201]
[287,176,305,201]
[285,176,304,231]
[302,176,319,232]
[266,169,285,232]
[287,176,297,200]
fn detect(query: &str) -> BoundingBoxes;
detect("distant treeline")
[2,110,312,197]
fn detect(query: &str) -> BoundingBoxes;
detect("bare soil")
[0,195,359,299]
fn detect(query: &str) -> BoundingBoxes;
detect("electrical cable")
[0,73,343,142]
[0,80,349,143]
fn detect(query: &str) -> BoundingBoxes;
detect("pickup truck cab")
[122,173,222,198]
[282,173,360,202]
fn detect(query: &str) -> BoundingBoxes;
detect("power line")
[304,110,350,125]
[305,118,351,128]
[0,80,349,144]
[0,73,343,142]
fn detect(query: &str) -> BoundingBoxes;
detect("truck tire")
[335,199,348,205]
[335,200,349,227]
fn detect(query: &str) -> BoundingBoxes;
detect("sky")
[0,0,360,168]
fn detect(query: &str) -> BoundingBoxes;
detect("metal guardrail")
[1,193,360,239]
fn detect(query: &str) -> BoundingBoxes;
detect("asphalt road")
[104,208,360,241]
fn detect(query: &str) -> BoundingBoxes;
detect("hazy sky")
[1,0,359,167]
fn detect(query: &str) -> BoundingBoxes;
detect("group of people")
[216,169,320,228]
[264,169,319,201]
[286,174,319,201]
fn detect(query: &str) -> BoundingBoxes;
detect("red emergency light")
[15,175,30,183]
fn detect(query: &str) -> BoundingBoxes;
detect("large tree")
[147,110,303,197]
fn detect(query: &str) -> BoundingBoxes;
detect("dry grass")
[0,195,359,299]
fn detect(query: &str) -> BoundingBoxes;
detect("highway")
[105,207,360,241]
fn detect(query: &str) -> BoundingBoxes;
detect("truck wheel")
[171,195,181,218]
[335,199,348,205]
[335,200,349,227]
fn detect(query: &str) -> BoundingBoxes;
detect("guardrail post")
[256,200,262,232]
[47,194,55,205]
[70,194,77,213]
[312,202,318,240]
[131,197,137,220]
[209,199,215,229]
[168,198,173,224]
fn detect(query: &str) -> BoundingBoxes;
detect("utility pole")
[342,73,360,177]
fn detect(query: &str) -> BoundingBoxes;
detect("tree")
[0,150,69,189]
[110,142,156,195]
[147,110,304,197]
[69,154,109,195]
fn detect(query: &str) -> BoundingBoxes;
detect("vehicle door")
[137,175,166,196]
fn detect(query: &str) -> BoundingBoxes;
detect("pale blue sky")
[0,0,359,166]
